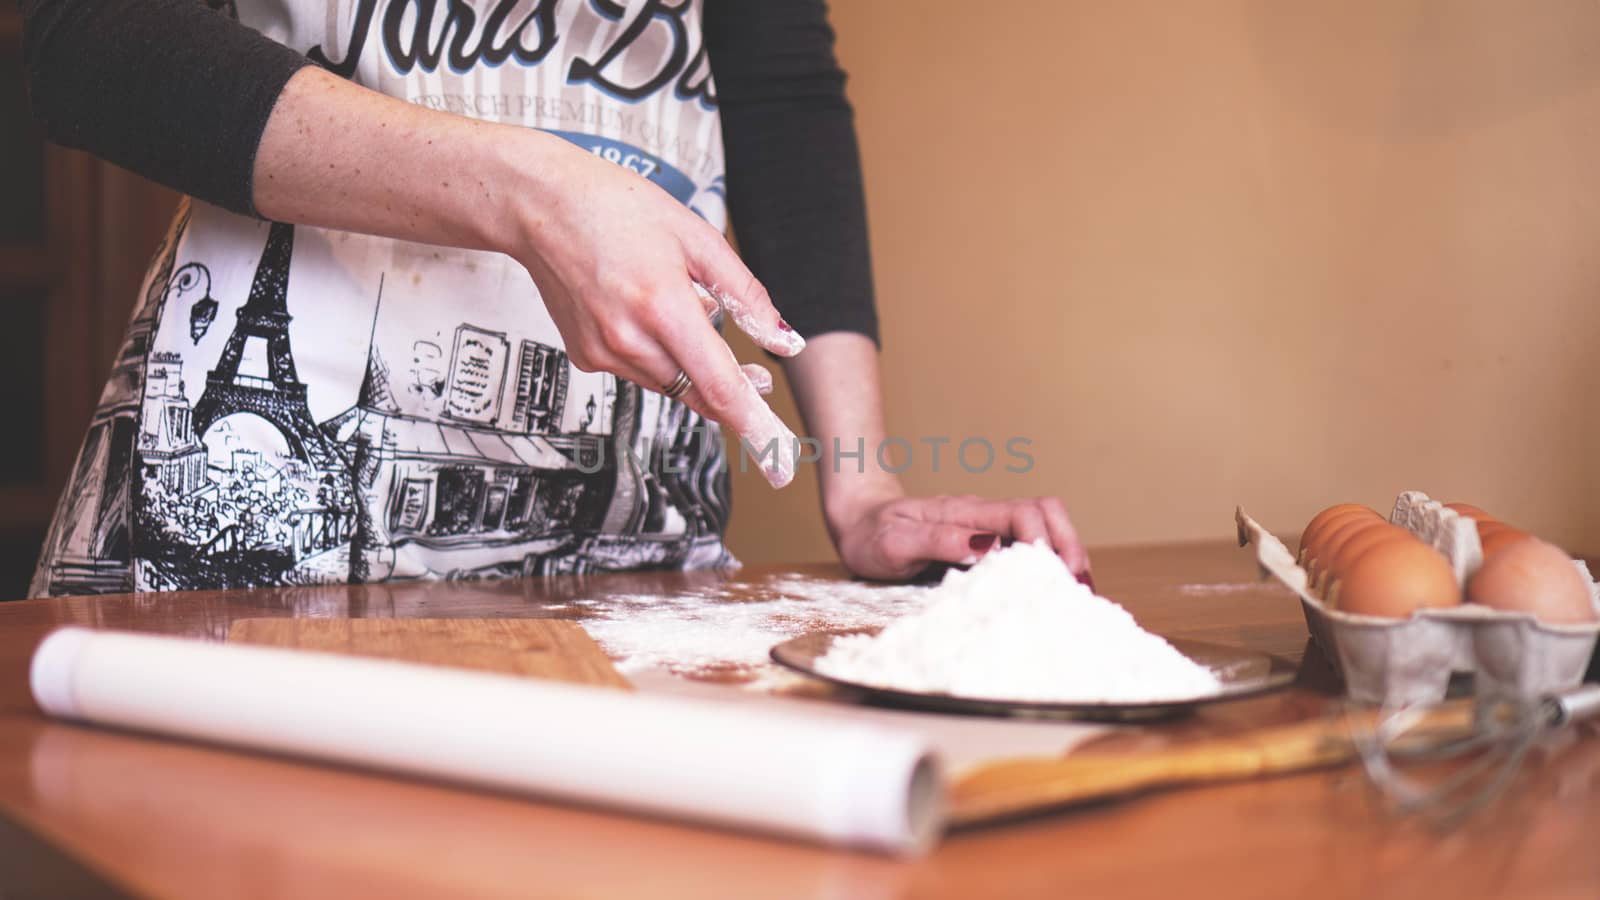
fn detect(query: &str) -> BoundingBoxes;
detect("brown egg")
[1467,538,1596,624]
[1474,520,1512,538]
[1310,515,1388,591]
[1299,505,1380,565]
[1325,524,1409,585]
[1316,515,1389,563]
[1308,508,1384,557]
[1334,538,1460,617]
[1474,521,1513,550]
[1305,516,1381,582]
[1479,528,1530,560]
[1444,503,1495,523]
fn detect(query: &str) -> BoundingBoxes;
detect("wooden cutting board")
[228,618,631,690]
[949,699,1483,825]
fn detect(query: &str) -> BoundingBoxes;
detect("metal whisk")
[1350,684,1600,828]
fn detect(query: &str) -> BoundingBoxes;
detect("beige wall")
[724,0,1600,565]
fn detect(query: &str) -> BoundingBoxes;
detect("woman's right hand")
[497,130,804,486]
[254,67,802,487]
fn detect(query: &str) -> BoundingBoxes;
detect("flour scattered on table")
[816,541,1223,703]
[579,575,932,681]
[1178,582,1290,597]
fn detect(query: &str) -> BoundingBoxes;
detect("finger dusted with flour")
[741,363,775,395]
[697,282,806,357]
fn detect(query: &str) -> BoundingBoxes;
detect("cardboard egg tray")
[1235,491,1600,705]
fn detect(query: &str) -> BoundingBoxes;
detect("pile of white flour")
[815,541,1223,703]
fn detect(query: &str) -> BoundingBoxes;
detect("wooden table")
[1,541,1596,899]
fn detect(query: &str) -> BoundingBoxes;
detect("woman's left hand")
[828,492,1091,585]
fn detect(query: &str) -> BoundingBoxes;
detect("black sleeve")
[703,0,879,345]
[19,0,310,218]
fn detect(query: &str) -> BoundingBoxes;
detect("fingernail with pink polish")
[969,533,998,553]
[778,319,797,334]
[1079,570,1096,593]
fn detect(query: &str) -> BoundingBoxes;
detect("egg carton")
[1235,492,1600,705]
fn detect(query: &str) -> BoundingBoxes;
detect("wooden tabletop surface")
[1,541,1597,899]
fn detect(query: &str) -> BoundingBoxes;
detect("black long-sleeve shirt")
[18,0,878,343]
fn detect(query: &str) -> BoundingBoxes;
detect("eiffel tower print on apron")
[129,221,357,592]
[192,223,346,474]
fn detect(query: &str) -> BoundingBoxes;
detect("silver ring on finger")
[661,369,693,400]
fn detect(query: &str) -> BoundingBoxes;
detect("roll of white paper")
[29,627,943,854]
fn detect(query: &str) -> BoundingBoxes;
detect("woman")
[21,0,1089,593]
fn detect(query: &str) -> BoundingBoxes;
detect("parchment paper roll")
[29,627,943,855]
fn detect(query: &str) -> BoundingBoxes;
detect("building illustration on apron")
[34,207,733,595]
[31,0,742,596]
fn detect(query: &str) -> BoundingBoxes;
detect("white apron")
[33,0,736,595]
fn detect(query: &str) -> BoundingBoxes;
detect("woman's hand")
[502,132,803,486]
[828,489,1092,584]
[781,333,1092,584]
[253,67,802,486]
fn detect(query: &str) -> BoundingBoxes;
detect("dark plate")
[770,629,1297,722]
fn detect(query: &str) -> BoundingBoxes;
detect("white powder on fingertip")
[815,541,1224,703]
